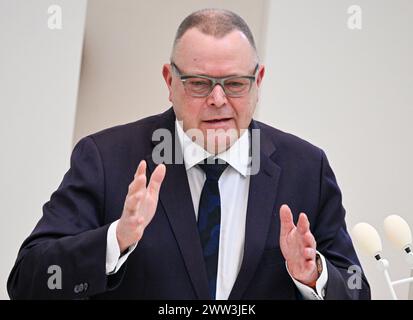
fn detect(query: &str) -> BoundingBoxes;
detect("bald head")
[171,8,258,62]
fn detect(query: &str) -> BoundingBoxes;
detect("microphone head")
[383,215,412,250]
[352,222,382,257]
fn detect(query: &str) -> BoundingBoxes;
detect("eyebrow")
[173,62,257,78]
[182,68,239,78]
[185,70,255,79]
[200,72,240,78]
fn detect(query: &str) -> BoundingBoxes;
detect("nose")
[206,84,227,108]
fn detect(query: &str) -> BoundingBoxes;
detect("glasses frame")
[170,62,259,98]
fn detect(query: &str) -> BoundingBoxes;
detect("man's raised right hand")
[116,160,166,253]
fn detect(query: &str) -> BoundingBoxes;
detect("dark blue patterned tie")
[197,158,228,299]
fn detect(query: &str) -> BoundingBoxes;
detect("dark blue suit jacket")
[8,108,370,299]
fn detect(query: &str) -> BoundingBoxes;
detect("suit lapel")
[146,108,210,299]
[229,121,282,300]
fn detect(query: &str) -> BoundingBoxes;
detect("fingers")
[280,206,316,247]
[118,162,166,251]
[296,213,317,250]
[147,164,166,197]
[128,161,147,195]
[280,206,318,282]
[127,161,166,203]
[303,247,316,260]
[135,160,146,178]
[279,204,295,238]
[297,212,310,235]
[304,260,316,273]
[304,231,316,248]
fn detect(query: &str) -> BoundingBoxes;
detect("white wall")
[0,0,87,299]
[259,0,413,299]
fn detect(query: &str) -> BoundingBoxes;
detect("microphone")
[352,222,383,260]
[383,215,412,253]
[352,217,413,299]
[383,215,413,266]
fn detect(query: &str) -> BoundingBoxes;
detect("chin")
[204,128,239,155]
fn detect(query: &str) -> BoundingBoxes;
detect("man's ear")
[256,65,265,88]
[255,65,265,104]
[162,64,173,102]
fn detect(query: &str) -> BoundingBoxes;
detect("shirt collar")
[175,120,250,177]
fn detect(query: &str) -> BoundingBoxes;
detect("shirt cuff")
[105,220,138,275]
[286,251,328,300]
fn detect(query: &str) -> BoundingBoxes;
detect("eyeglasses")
[171,62,259,98]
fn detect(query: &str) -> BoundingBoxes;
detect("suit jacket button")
[74,284,84,293]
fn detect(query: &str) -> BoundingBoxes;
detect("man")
[8,9,370,300]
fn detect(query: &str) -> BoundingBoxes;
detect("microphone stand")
[377,252,413,300]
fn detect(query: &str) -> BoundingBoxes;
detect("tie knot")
[198,158,228,181]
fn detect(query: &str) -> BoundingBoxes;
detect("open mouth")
[204,118,232,123]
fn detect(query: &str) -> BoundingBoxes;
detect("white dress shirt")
[105,120,328,299]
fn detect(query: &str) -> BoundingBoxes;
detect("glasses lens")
[224,78,252,96]
[184,78,212,96]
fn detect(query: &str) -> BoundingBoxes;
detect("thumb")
[279,204,295,239]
